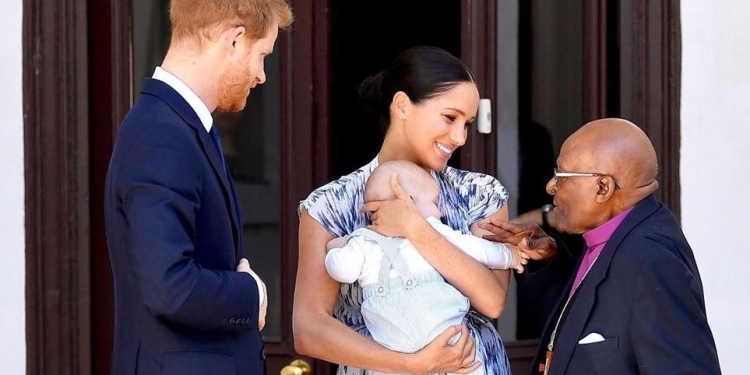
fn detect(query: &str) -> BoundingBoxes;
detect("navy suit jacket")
[530,195,721,375]
[104,79,264,375]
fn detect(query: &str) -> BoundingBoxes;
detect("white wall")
[0,0,25,374]
[681,2,750,373]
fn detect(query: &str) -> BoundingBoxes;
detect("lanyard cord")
[547,254,600,352]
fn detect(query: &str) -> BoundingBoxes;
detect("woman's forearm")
[405,218,508,317]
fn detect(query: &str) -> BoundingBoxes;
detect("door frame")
[23,0,92,373]
[582,0,682,217]
[460,0,498,175]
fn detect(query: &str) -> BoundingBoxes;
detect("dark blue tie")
[209,126,229,178]
[209,125,242,254]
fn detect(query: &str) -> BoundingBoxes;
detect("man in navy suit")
[104,1,293,374]
[483,118,721,375]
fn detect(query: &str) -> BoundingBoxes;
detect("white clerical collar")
[152,66,214,132]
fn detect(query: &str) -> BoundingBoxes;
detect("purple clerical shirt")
[570,206,636,295]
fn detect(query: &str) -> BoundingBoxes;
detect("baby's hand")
[326,235,350,251]
[510,245,530,273]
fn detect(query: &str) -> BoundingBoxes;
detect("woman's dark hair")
[358,46,475,130]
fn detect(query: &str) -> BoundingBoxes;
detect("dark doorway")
[330,0,462,179]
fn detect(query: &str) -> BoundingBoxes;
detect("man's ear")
[222,25,246,53]
[594,176,617,203]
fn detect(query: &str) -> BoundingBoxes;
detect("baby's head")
[364,160,441,219]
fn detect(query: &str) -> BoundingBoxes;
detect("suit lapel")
[140,79,242,258]
[550,195,661,375]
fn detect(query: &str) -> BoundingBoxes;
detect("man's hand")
[478,219,557,261]
[360,173,423,238]
[237,258,268,330]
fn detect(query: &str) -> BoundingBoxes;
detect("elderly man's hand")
[477,219,557,261]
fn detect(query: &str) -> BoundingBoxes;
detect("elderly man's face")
[545,144,602,234]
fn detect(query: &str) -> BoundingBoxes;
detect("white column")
[681,1,750,373]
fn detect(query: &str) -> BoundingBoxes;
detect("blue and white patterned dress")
[299,157,512,375]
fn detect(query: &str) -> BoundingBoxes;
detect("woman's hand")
[410,324,481,374]
[361,173,424,238]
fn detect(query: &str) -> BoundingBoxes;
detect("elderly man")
[482,118,721,375]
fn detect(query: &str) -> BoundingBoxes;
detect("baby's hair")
[364,160,433,203]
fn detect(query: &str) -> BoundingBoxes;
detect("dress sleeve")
[298,173,366,238]
[451,169,509,223]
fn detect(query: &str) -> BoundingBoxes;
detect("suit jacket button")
[229,317,237,325]
[261,349,266,359]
